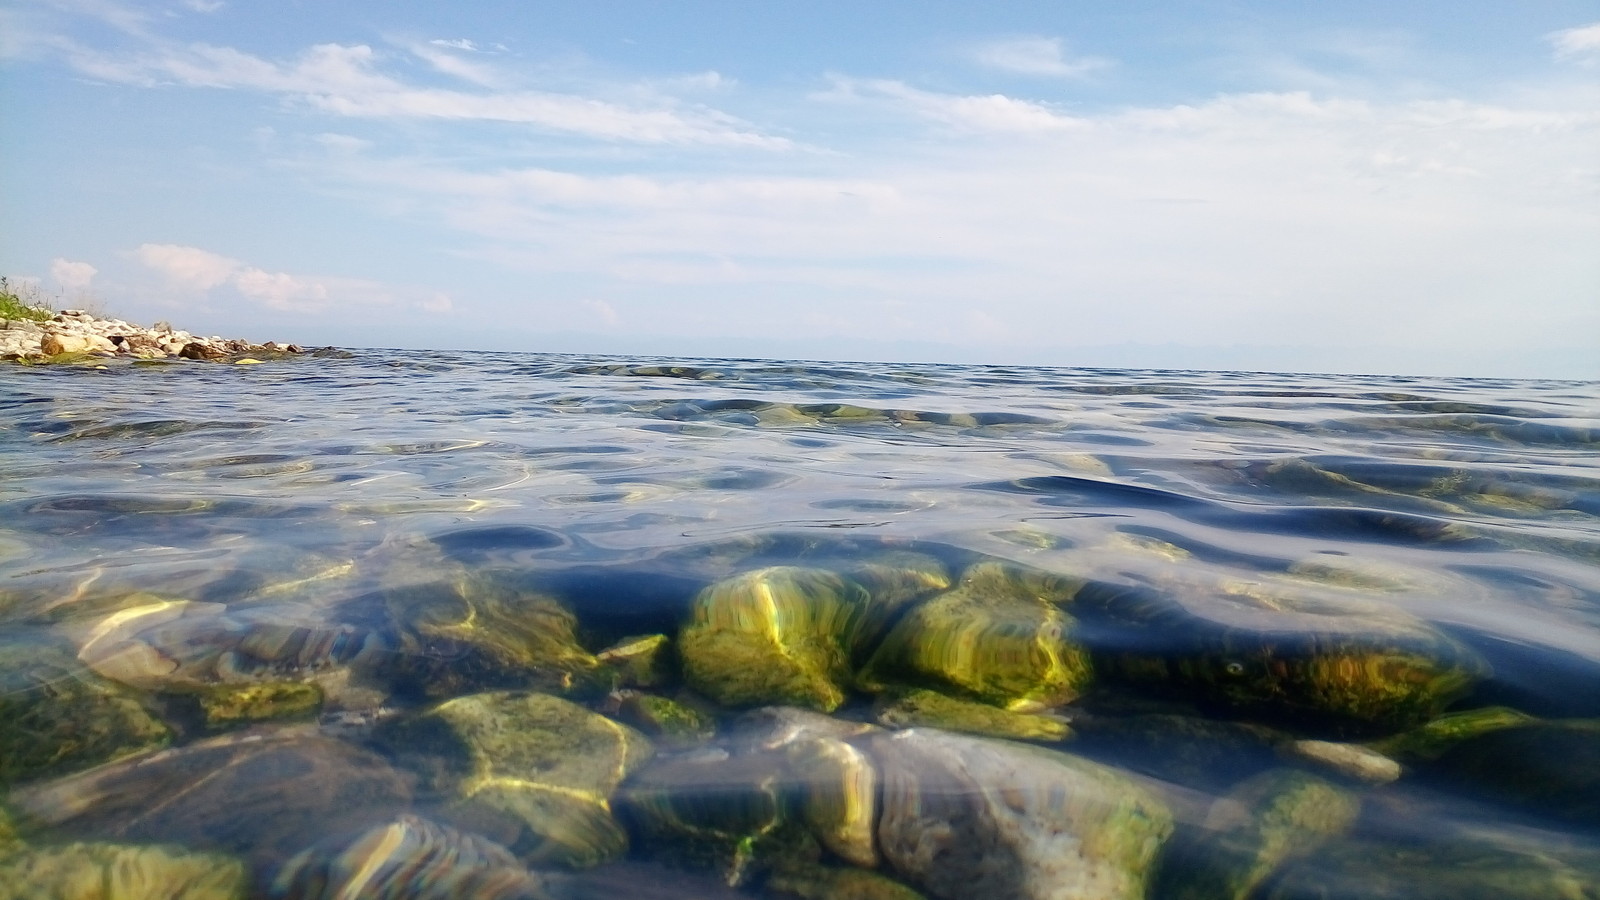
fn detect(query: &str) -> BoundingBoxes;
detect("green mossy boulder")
[679,567,869,712]
[0,642,170,783]
[1264,836,1600,900]
[874,688,1071,742]
[1367,706,1535,762]
[374,691,652,868]
[1154,769,1360,900]
[1083,580,1487,737]
[596,634,673,689]
[382,577,605,699]
[1426,718,1600,826]
[859,561,1092,711]
[610,692,717,747]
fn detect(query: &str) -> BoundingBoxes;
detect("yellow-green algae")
[609,692,717,746]
[1154,769,1360,900]
[595,634,672,689]
[195,681,323,731]
[679,567,870,711]
[0,642,170,783]
[859,561,1092,711]
[874,688,1072,742]
[374,691,652,868]
[1367,705,1535,762]
[383,577,605,699]
[766,864,928,900]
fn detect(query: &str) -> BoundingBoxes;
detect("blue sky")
[3,1,1597,378]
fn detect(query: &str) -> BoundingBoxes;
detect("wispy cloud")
[60,39,790,147]
[1549,22,1600,63]
[972,36,1109,78]
[50,258,98,292]
[821,77,1086,133]
[133,243,449,314]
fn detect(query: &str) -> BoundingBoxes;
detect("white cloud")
[1549,22,1600,63]
[405,40,502,87]
[429,38,479,51]
[50,258,97,291]
[62,40,790,147]
[135,243,240,289]
[182,0,225,13]
[131,243,456,316]
[581,298,620,325]
[973,36,1109,78]
[822,78,1086,133]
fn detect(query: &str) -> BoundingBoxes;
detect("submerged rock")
[1081,579,1487,736]
[596,634,673,689]
[679,567,869,712]
[608,692,717,747]
[765,864,928,900]
[870,728,1173,900]
[373,691,652,868]
[1425,718,1600,826]
[859,561,1092,711]
[381,577,605,699]
[1366,706,1535,762]
[8,728,414,869]
[195,682,323,732]
[784,734,879,868]
[0,641,170,783]
[1265,835,1600,900]
[271,814,551,900]
[1154,769,1361,900]
[0,841,248,900]
[874,688,1072,742]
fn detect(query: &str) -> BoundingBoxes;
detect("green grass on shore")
[0,277,54,322]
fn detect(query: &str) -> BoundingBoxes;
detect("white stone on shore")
[1,309,302,363]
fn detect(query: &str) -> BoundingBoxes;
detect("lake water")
[2,350,1598,899]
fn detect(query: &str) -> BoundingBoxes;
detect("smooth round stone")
[0,642,171,783]
[1154,769,1361,900]
[785,735,879,868]
[870,728,1173,900]
[271,814,551,900]
[0,841,247,900]
[1285,740,1401,784]
[8,728,414,870]
[374,691,652,869]
[860,561,1092,711]
[679,567,870,712]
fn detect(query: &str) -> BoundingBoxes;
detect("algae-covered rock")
[1154,769,1360,900]
[596,634,672,689]
[382,578,605,699]
[373,691,652,868]
[609,692,717,746]
[1070,712,1285,792]
[859,561,1092,711]
[0,641,170,783]
[874,688,1071,742]
[195,682,322,732]
[0,841,248,900]
[1264,835,1600,900]
[844,553,952,657]
[870,728,1173,900]
[1367,706,1535,762]
[1425,718,1600,826]
[621,749,809,887]
[271,814,551,900]
[1081,580,1487,736]
[679,567,869,712]
[766,864,928,900]
[8,729,414,869]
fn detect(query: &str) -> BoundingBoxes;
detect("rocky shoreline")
[0,309,305,363]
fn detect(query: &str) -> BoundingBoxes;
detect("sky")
[3,1,1598,379]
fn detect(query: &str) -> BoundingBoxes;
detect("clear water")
[2,350,1598,898]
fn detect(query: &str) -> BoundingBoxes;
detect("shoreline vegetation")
[0,277,307,365]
